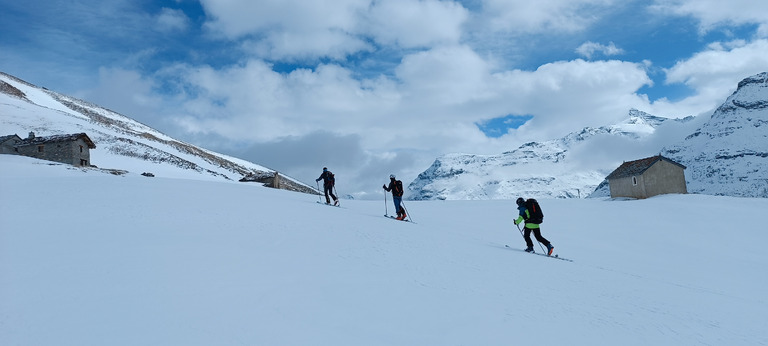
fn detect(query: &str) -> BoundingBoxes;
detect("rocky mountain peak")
[661,72,768,197]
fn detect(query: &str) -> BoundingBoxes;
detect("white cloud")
[660,39,768,115]
[156,8,190,32]
[200,0,366,38]
[76,67,175,128]
[363,0,469,48]
[200,0,370,60]
[240,30,372,61]
[395,45,492,105]
[159,52,657,161]
[575,41,625,59]
[650,0,768,32]
[162,59,400,144]
[199,0,470,60]
[479,0,616,33]
[489,59,653,140]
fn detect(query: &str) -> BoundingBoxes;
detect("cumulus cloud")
[661,39,768,115]
[395,45,492,105]
[650,0,768,33]
[79,67,167,124]
[156,8,189,32]
[198,0,472,61]
[363,0,469,48]
[479,0,616,33]
[490,59,653,140]
[575,41,625,59]
[200,0,370,60]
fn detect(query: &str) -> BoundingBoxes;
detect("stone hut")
[2,132,96,166]
[606,155,687,199]
[0,134,22,154]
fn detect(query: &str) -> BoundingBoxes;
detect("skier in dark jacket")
[514,197,554,255]
[383,174,406,220]
[316,167,338,205]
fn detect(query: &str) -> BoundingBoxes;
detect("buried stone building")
[1,132,96,166]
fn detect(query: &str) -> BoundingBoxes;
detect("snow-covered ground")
[1,155,767,345]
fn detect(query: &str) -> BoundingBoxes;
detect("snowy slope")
[0,72,313,193]
[1,154,766,345]
[662,72,768,197]
[409,109,693,200]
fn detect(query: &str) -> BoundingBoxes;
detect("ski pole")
[384,191,388,216]
[400,200,413,222]
[515,223,524,238]
[316,181,323,203]
[516,223,546,253]
[333,185,340,205]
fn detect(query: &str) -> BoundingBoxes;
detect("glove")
[382,184,387,189]
[513,220,518,225]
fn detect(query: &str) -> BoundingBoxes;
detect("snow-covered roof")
[14,132,96,149]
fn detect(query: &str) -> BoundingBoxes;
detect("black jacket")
[316,171,335,187]
[384,179,404,197]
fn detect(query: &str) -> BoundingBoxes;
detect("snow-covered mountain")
[411,72,768,200]
[409,109,693,200]
[661,72,768,198]
[0,72,315,194]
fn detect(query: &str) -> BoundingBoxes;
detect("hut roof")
[16,133,96,149]
[606,155,686,180]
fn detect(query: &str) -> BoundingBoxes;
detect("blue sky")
[2,0,767,198]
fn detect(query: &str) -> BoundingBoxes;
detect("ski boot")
[524,247,534,253]
[546,244,554,256]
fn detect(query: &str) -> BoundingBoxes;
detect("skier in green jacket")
[514,197,554,255]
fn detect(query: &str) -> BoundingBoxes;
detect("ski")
[384,215,415,223]
[505,245,573,262]
[317,201,341,207]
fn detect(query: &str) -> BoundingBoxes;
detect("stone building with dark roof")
[0,134,22,154]
[606,155,687,199]
[1,132,96,166]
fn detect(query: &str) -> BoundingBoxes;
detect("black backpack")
[393,180,404,197]
[525,198,543,224]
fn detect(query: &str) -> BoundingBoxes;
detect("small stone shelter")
[606,155,687,199]
[0,134,22,154]
[1,132,96,166]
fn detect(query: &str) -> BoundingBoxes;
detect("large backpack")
[525,198,543,224]
[323,171,335,186]
[393,180,404,197]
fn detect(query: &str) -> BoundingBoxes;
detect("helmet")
[516,197,525,206]
[390,174,396,179]
[323,167,328,171]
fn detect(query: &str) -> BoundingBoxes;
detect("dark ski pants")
[392,196,404,215]
[324,185,337,203]
[524,226,550,248]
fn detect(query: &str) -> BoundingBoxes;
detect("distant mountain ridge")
[660,72,768,197]
[409,109,693,200]
[0,71,315,194]
[410,72,767,200]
